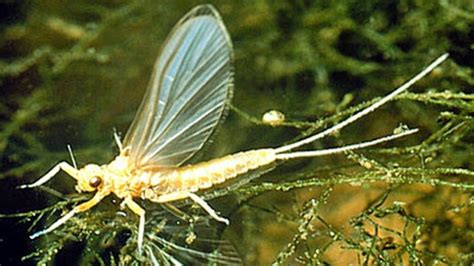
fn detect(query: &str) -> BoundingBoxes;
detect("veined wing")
[123,5,233,168]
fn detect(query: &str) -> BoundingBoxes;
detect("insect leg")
[123,197,145,254]
[156,191,229,225]
[30,192,105,239]
[19,161,78,189]
[29,208,76,239]
[187,192,230,225]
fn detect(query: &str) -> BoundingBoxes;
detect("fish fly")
[20,4,449,253]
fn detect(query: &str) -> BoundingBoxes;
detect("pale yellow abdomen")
[148,149,275,197]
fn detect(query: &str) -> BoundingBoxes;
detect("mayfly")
[20,4,449,254]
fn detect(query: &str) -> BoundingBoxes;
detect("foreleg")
[19,161,77,189]
[30,192,105,239]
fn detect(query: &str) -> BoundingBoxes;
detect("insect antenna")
[274,53,449,154]
[67,144,78,169]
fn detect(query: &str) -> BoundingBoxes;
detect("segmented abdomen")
[151,149,275,194]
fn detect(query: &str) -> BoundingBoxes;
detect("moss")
[0,0,472,265]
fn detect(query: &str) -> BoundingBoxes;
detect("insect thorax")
[139,170,178,200]
[103,155,142,198]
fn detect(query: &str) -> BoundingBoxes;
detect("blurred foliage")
[0,0,472,265]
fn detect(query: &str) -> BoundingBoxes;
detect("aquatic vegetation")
[0,1,472,265]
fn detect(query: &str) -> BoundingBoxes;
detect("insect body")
[21,4,449,254]
[145,149,276,198]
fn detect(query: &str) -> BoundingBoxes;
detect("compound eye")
[89,176,102,188]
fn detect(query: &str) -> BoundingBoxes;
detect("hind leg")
[156,191,229,225]
[123,197,146,254]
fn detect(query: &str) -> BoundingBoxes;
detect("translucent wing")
[123,5,233,168]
